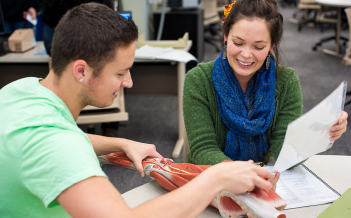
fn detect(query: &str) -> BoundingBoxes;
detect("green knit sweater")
[183,61,303,165]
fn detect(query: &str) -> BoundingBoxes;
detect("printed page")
[264,165,339,209]
[273,81,347,173]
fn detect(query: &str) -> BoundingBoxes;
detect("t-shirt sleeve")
[20,128,107,208]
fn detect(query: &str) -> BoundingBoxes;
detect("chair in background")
[203,0,223,52]
[295,0,337,32]
[295,0,321,31]
[293,0,340,33]
[307,3,348,52]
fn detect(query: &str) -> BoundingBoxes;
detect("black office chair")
[312,7,349,51]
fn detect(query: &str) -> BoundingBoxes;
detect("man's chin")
[87,101,114,109]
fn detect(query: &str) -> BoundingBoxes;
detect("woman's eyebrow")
[231,36,268,43]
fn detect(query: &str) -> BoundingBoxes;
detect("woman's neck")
[234,73,255,95]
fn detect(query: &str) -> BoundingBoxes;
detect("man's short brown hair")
[51,3,138,77]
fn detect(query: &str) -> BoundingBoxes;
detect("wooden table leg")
[322,7,344,58]
[172,62,185,158]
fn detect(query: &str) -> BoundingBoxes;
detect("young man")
[0,3,274,217]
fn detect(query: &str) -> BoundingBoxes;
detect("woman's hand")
[268,172,280,191]
[330,111,348,141]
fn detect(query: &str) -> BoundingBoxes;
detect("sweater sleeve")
[268,68,303,161]
[183,65,232,165]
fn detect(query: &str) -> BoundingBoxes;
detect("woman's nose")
[240,49,252,58]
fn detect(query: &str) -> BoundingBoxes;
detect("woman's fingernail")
[330,132,334,136]
[331,127,336,131]
[329,137,334,141]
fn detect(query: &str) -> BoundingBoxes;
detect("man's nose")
[122,71,133,88]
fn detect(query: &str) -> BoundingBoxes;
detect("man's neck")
[40,70,82,120]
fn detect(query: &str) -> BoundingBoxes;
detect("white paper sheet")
[155,49,197,63]
[272,81,347,173]
[135,45,173,59]
[135,45,197,63]
[264,165,339,209]
[25,14,38,26]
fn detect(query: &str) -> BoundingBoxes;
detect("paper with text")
[264,165,339,209]
[272,81,347,173]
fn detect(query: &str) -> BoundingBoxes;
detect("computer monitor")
[0,2,6,35]
[118,11,132,19]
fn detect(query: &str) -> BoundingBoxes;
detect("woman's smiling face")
[224,18,274,83]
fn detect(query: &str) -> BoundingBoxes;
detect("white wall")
[120,0,149,39]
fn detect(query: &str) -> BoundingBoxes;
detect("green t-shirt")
[0,77,107,218]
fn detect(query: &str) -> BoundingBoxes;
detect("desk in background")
[0,42,50,87]
[122,155,351,217]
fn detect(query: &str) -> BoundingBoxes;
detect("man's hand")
[122,141,163,177]
[210,160,273,194]
[86,134,163,177]
[330,111,348,141]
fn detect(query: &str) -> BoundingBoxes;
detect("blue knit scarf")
[212,51,276,162]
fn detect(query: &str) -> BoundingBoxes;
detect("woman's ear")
[270,44,275,52]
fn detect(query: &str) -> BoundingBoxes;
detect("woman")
[183,0,347,171]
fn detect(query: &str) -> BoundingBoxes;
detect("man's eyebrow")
[231,36,268,43]
[119,64,133,71]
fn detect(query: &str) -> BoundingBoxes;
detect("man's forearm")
[86,133,126,156]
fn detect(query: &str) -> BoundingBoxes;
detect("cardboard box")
[8,29,36,52]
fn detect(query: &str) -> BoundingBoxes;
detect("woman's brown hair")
[222,0,284,75]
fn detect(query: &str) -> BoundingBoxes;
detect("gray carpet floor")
[81,4,351,194]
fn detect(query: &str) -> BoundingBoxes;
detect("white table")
[315,0,351,58]
[122,155,351,217]
[0,41,192,159]
[0,41,50,63]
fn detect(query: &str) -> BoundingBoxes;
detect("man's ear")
[72,60,91,83]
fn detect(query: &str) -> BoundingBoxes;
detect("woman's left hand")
[330,111,348,141]
[269,172,280,191]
